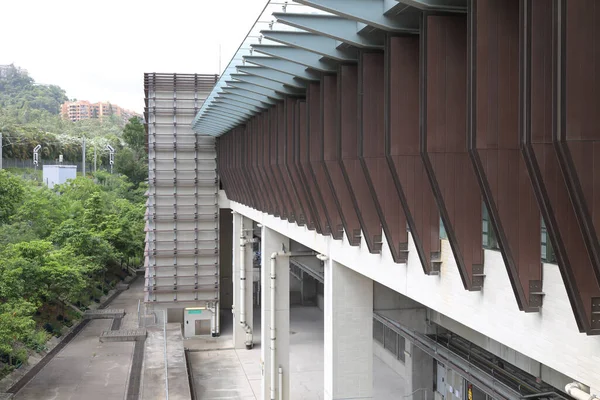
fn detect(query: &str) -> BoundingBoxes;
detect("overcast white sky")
[0,0,268,113]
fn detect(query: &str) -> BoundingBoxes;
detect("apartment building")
[60,100,140,123]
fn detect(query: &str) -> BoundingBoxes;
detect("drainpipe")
[278,367,283,400]
[565,382,599,400]
[270,252,278,400]
[211,305,216,337]
[215,300,220,336]
[240,232,254,349]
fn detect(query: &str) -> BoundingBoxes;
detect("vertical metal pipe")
[216,301,220,335]
[238,217,253,348]
[211,306,216,336]
[240,233,247,326]
[270,253,277,400]
[278,367,283,400]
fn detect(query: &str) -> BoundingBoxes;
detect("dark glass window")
[482,203,499,250]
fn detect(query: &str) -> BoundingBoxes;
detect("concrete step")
[84,308,125,319]
[99,328,147,342]
[116,282,130,290]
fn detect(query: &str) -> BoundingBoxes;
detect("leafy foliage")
[0,170,25,223]
[0,172,145,369]
[0,65,67,115]
[115,117,148,187]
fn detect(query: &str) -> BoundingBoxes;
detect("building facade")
[143,73,221,335]
[151,1,599,400]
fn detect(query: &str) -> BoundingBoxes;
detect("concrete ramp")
[141,323,191,400]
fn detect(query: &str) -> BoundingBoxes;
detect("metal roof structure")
[192,0,467,136]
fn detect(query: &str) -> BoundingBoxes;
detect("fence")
[2,158,97,173]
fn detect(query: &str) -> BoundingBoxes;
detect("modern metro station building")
[144,1,600,399]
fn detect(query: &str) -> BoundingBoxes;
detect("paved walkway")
[12,279,145,400]
[188,306,407,400]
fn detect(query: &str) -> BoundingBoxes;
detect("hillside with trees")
[0,64,133,168]
[0,65,148,378]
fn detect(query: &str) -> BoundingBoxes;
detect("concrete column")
[324,259,373,400]
[232,213,254,349]
[261,227,290,400]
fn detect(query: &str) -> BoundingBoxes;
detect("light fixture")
[316,254,328,261]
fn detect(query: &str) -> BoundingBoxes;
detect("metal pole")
[0,132,3,170]
[94,144,97,173]
[82,137,86,176]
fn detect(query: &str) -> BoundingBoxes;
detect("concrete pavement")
[188,306,407,400]
[12,279,145,400]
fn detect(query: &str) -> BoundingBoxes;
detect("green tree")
[11,183,68,238]
[114,117,147,187]
[0,168,147,368]
[122,117,145,152]
[0,170,25,224]
[115,148,148,187]
[0,299,36,365]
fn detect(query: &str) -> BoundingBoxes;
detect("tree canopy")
[0,65,67,115]
[0,172,146,373]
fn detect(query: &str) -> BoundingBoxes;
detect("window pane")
[482,203,499,250]
[541,219,557,264]
[384,326,397,355]
[373,319,384,344]
[397,335,406,362]
[440,217,448,240]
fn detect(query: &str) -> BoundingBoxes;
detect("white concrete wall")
[229,201,600,392]
[43,165,77,189]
